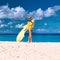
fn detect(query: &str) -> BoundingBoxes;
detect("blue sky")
[0,0,60,33]
[0,0,60,10]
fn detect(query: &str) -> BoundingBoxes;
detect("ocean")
[0,33,60,42]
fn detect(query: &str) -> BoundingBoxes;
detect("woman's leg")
[28,30,32,42]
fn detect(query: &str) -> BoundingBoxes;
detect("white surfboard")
[16,25,27,42]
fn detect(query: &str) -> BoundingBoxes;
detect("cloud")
[44,23,48,26]
[0,24,8,28]
[0,5,27,20]
[53,6,60,11]
[28,6,60,19]
[44,6,60,17]
[3,30,13,33]
[44,8,55,17]
[36,28,49,33]
[15,23,24,28]
[0,5,10,19]
[58,30,60,33]
[8,22,13,25]
[8,6,27,20]
[28,8,43,20]
[0,5,60,20]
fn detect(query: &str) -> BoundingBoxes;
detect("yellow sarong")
[16,20,34,42]
[27,20,34,30]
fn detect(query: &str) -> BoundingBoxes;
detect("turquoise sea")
[0,33,60,42]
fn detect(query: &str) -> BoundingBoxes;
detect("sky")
[0,0,60,33]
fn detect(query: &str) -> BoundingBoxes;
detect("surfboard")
[16,25,27,42]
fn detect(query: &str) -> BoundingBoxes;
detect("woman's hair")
[28,17,32,21]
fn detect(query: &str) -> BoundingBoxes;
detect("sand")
[0,42,60,60]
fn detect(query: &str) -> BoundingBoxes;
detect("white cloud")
[36,28,49,32]
[8,22,13,25]
[44,8,55,17]
[0,5,10,19]
[28,8,43,20]
[15,23,24,28]
[3,30,13,33]
[58,30,60,33]
[53,6,60,11]
[0,12,6,19]
[28,6,60,20]
[8,6,27,20]
[0,5,60,20]
[44,23,48,26]
[0,5,27,20]
[0,24,8,28]
[44,6,60,17]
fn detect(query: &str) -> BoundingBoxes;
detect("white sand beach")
[0,42,60,60]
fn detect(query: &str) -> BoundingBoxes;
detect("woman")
[16,17,34,42]
[26,17,34,42]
